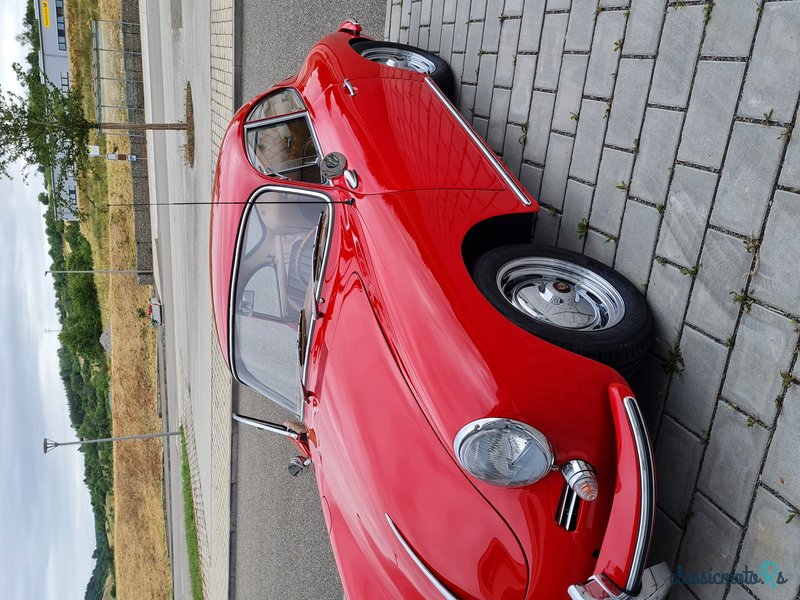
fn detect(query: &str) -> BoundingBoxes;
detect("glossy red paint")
[210,27,656,600]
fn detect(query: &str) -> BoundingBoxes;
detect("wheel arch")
[461,212,535,274]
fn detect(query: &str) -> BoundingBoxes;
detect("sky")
[1,2,96,598]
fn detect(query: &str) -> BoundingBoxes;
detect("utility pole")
[43,431,180,454]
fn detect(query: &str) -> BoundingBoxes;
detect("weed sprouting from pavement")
[661,340,685,375]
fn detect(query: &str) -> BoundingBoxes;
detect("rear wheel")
[472,244,652,374]
[351,40,454,99]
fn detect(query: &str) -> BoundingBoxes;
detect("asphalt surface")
[231,4,386,599]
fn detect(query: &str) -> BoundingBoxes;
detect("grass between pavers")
[180,427,205,600]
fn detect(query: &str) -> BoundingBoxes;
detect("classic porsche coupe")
[210,19,671,600]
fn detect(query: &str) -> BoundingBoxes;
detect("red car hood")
[342,188,626,596]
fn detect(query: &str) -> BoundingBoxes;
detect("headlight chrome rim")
[453,418,555,487]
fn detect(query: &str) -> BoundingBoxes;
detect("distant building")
[33,0,79,221]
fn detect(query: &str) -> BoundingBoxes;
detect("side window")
[247,89,305,122]
[232,190,329,413]
[245,118,321,183]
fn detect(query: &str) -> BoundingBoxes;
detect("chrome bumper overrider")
[567,563,671,600]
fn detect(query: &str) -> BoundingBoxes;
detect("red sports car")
[211,20,671,600]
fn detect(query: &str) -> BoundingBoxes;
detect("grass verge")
[180,427,205,600]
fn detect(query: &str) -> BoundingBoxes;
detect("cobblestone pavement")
[198,1,800,599]
[388,1,800,599]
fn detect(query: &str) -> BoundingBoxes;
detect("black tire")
[472,244,652,375]
[351,40,454,100]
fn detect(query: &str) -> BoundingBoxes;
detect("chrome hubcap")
[496,257,625,330]
[360,47,436,74]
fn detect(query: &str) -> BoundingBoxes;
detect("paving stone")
[599,0,628,7]
[583,10,626,98]
[449,52,465,90]
[547,0,571,9]
[710,122,785,237]
[666,327,727,437]
[763,387,800,511]
[474,54,497,116]
[558,179,592,252]
[591,147,635,234]
[739,2,800,123]
[462,21,483,84]
[522,91,556,164]
[469,0,485,20]
[487,88,511,153]
[630,108,684,205]
[520,163,544,197]
[552,54,589,135]
[442,0,456,22]
[421,0,432,26]
[723,305,798,424]
[701,0,759,58]
[686,230,751,342]
[677,494,742,600]
[481,0,503,54]
[409,3,422,46]
[431,0,445,46]
[605,58,654,150]
[534,13,569,90]
[678,61,746,170]
[564,0,596,52]
[518,0,546,53]
[453,0,470,52]
[584,229,616,267]
[495,18,522,88]
[656,416,704,523]
[439,23,455,61]
[533,208,561,245]
[651,508,683,569]
[649,5,705,108]
[509,54,537,123]
[504,0,525,17]
[569,99,608,183]
[623,0,666,56]
[390,3,402,41]
[780,132,800,190]
[458,83,476,121]
[503,124,525,176]
[752,191,800,316]
[725,587,754,600]
[539,132,574,209]
[736,489,800,600]
[657,166,718,268]
[615,200,660,288]
[473,116,489,139]
[418,25,430,49]
[699,402,770,523]
[648,261,692,353]
[668,585,697,600]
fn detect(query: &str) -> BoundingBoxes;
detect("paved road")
[230,4,386,599]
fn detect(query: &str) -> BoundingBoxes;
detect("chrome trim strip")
[556,484,580,531]
[424,77,532,207]
[227,185,334,420]
[385,514,458,600]
[623,396,655,592]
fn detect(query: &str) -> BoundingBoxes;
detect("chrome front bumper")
[568,563,671,600]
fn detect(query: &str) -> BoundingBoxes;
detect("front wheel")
[351,40,454,99]
[472,244,652,374]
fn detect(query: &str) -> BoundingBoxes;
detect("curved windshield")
[231,189,329,413]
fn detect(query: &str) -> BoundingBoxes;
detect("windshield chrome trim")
[423,77,532,207]
[227,185,334,419]
[385,514,458,600]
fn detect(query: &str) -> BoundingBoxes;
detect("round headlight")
[454,418,554,487]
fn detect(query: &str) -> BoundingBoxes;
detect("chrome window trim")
[623,396,655,592]
[384,514,458,600]
[243,111,325,179]
[423,77,532,207]
[227,185,334,419]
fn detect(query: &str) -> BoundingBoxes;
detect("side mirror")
[288,456,312,477]
[320,151,359,190]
